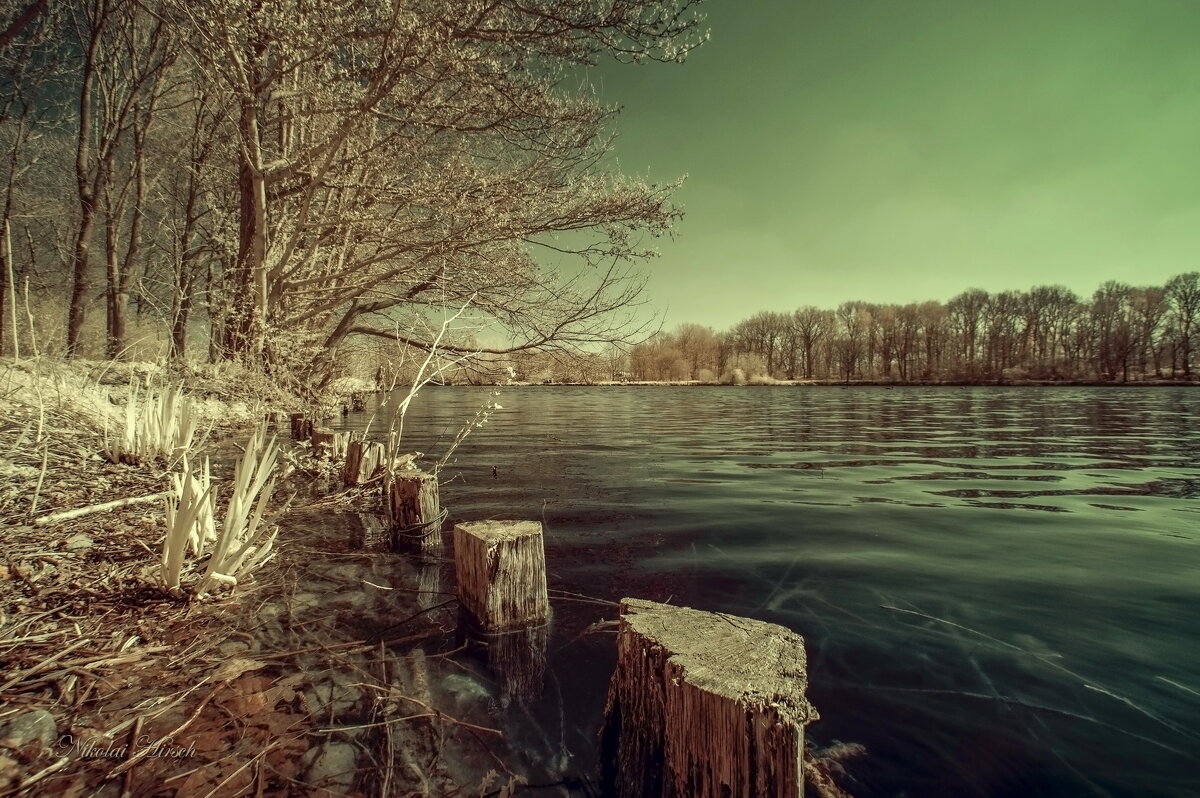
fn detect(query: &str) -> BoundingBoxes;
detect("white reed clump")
[161,455,213,592]
[104,380,198,465]
[196,424,280,596]
[157,426,280,596]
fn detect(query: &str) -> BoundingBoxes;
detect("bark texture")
[386,471,441,548]
[601,598,818,798]
[343,439,385,486]
[452,520,549,631]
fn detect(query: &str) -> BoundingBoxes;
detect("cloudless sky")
[584,0,1200,331]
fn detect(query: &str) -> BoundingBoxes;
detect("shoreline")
[0,357,472,795]
[452,378,1200,388]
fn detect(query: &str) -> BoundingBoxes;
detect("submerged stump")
[453,520,549,631]
[386,471,442,548]
[488,623,549,706]
[290,413,312,441]
[600,598,818,798]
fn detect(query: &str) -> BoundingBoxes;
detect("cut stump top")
[620,597,818,725]
[456,520,542,543]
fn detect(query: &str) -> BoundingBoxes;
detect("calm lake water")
[336,386,1200,797]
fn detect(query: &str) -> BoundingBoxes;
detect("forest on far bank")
[507,274,1200,385]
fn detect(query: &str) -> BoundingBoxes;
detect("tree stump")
[386,471,442,548]
[452,520,549,631]
[310,426,336,457]
[330,431,350,460]
[600,598,818,798]
[344,440,386,486]
[290,413,312,441]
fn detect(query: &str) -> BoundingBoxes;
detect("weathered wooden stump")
[344,440,386,486]
[385,470,442,548]
[310,426,335,457]
[453,520,549,631]
[289,413,312,441]
[600,598,817,798]
[330,431,350,460]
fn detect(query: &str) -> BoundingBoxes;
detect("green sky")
[586,0,1200,330]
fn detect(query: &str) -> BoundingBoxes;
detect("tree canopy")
[0,0,706,389]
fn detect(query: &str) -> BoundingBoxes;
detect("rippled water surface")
[339,386,1200,797]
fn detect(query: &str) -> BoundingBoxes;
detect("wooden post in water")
[289,413,312,441]
[453,520,549,631]
[344,439,386,486]
[600,598,818,798]
[386,470,442,548]
[310,426,335,457]
[330,431,350,460]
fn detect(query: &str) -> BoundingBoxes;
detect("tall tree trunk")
[170,264,192,359]
[227,97,269,361]
[108,117,148,359]
[67,192,99,358]
[66,9,105,358]
[104,207,121,358]
[1,144,18,357]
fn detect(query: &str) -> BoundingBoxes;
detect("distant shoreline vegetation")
[452,378,1198,388]
[499,273,1200,387]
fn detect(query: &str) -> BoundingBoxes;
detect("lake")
[335,385,1200,797]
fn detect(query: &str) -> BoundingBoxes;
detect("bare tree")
[0,0,60,355]
[946,288,988,377]
[1166,272,1199,377]
[833,302,867,382]
[65,0,175,357]
[1129,286,1167,378]
[793,306,830,380]
[0,0,48,53]
[674,322,718,379]
[159,0,704,388]
[100,6,177,357]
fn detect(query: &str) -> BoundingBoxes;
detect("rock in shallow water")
[303,741,358,793]
[0,709,57,751]
[304,670,363,718]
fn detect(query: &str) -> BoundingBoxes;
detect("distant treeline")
[620,274,1200,384]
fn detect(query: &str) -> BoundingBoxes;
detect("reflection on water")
[327,386,1199,798]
